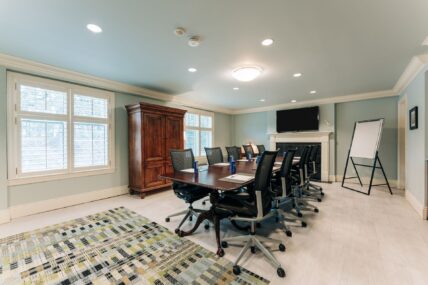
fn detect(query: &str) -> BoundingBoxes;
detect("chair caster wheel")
[251,246,256,254]
[189,216,193,222]
[301,221,307,227]
[317,198,322,202]
[221,241,228,248]
[297,212,303,218]
[321,192,325,196]
[286,230,292,237]
[233,265,241,275]
[165,217,170,222]
[278,244,286,252]
[202,201,206,205]
[217,248,225,257]
[314,208,319,213]
[174,228,180,234]
[204,224,209,230]
[277,267,286,278]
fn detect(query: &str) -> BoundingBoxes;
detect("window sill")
[8,168,115,186]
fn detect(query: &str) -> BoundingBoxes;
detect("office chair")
[272,150,307,237]
[215,150,286,278]
[226,146,241,161]
[293,146,320,215]
[301,145,323,202]
[307,145,324,195]
[205,147,224,165]
[257,144,266,155]
[242,144,255,159]
[166,149,211,233]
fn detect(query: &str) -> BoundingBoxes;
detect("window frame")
[184,108,214,158]
[7,72,115,186]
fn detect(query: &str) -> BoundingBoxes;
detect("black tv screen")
[276,106,319,132]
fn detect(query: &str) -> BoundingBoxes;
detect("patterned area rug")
[0,207,269,285]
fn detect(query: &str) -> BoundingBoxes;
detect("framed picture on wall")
[409,106,418,130]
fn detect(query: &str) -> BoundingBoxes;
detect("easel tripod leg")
[350,157,363,186]
[377,156,393,195]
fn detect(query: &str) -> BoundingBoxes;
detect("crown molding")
[393,54,428,95]
[231,89,397,114]
[0,53,234,114]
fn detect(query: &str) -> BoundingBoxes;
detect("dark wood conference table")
[160,156,298,256]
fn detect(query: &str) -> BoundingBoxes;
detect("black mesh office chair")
[307,145,324,196]
[215,150,286,278]
[205,147,224,165]
[226,146,241,161]
[257,144,266,155]
[242,144,255,159]
[272,150,307,236]
[166,149,211,233]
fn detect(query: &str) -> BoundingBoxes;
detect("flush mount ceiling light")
[293,73,302,78]
[188,36,201,47]
[291,99,297,103]
[259,98,266,102]
[423,36,428,46]
[232,66,263,82]
[86,24,102,33]
[261,38,274,46]
[310,90,317,94]
[188,67,197,73]
[233,87,239,90]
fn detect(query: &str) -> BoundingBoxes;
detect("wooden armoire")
[125,102,186,198]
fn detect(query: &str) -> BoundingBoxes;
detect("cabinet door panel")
[143,113,165,162]
[144,162,165,188]
[165,116,183,163]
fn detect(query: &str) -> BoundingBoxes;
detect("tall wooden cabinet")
[126,103,186,198]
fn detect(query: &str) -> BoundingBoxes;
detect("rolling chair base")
[222,234,286,278]
[165,207,209,233]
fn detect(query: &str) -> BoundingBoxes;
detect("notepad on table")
[213,163,230,166]
[221,174,254,183]
[274,162,282,165]
[237,159,249,162]
[180,168,195,173]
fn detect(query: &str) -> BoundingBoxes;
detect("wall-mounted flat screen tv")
[276,106,319,132]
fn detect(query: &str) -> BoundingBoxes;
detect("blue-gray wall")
[0,69,233,209]
[335,97,398,180]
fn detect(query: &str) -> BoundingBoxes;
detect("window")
[184,111,214,157]
[7,72,115,185]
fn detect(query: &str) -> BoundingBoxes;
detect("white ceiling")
[0,0,427,111]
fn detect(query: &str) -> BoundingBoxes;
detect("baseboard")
[335,175,397,188]
[423,207,428,220]
[405,190,426,219]
[329,175,336,182]
[0,208,11,225]
[9,186,128,219]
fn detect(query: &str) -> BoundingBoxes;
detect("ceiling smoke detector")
[174,27,186,36]
[188,36,201,47]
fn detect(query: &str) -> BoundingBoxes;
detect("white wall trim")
[393,54,428,95]
[231,90,397,114]
[9,185,128,219]
[0,53,233,114]
[0,209,11,225]
[405,189,426,219]
[423,207,428,220]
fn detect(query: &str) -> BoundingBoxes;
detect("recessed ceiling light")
[188,67,197,73]
[233,87,239,90]
[310,90,317,94]
[261,38,274,46]
[293,73,302,78]
[291,99,297,103]
[423,36,428,46]
[259,98,266,102]
[233,66,263,82]
[86,24,102,33]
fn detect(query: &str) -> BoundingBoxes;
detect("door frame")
[397,95,408,190]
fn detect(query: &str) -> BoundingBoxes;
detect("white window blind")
[184,111,214,157]
[7,72,115,184]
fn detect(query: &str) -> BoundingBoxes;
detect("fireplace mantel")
[269,131,333,181]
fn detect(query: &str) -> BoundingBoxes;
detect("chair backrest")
[226,146,240,162]
[280,149,296,178]
[170,149,194,171]
[205,147,223,165]
[309,145,319,162]
[253,150,279,217]
[243,144,254,159]
[257,144,266,154]
[298,146,311,170]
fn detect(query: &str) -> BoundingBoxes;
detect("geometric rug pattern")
[0,207,270,284]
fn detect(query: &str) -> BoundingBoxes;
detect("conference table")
[160,156,299,256]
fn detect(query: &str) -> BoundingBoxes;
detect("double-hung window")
[184,110,214,157]
[7,72,115,185]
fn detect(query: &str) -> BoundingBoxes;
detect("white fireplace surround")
[269,131,332,182]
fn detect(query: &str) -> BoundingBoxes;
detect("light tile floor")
[1,183,427,285]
